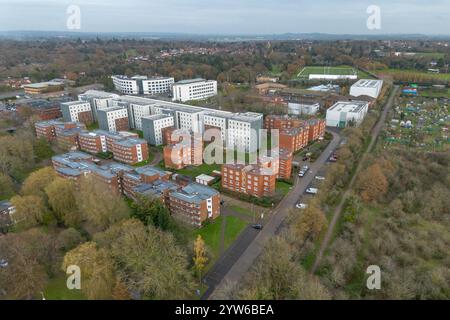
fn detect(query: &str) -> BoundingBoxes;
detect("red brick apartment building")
[279,126,310,153]
[111,138,149,165]
[221,161,278,198]
[78,131,108,154]
[163,134,203,169]
[35,121,86,149]
[278,149,293,179]
[168,183,220,227]
[265,115,304,131]
[122,166,171,198]
[308,119,326,141]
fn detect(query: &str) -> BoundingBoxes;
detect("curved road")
[205,130,342,299]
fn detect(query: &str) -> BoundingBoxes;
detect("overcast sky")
[0,0,449,34]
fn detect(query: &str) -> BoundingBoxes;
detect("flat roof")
[328,101,369,113]
[352,79,383,89]
[175,78,208,85]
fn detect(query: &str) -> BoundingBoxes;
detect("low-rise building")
[326,101,369,128]
[168,183,220,227]
[221,161,278,198]
[23,80,65,94]
[350,79,384,99]
[78,130,109,154]
[195,174,215,186]
[163,133,203,169]
[111,138,149,165]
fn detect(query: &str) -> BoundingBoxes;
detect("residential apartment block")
[52,151,219,227]
[142,114,175,146]
[112,75,174,95]
[61,100,93,125]
[279,126,310,153]
[278,149,294,180]
[163,133,203,169]
[172,78,217,102]
[78,90,119,121]
[111,138,148,165]
[221,160,278,198]
[97,106,129,132]
[35,120,85,147]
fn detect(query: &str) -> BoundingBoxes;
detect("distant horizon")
[1,0,449,36]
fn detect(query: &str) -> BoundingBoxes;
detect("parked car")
[296,203,308,209]
[315,176,326,181]
[306,187,319,195]
[298,171,306,177]
[0,259,8,268]
[252,224,263,230]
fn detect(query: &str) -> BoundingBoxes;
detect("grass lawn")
[191,215,248,269]
[44,274,86,300]
[130,129,144,139]
[229,205,255,219]
[133,150,155,167]
[223,216,248,249]
[276,181,293,197]
[176,163,221,178]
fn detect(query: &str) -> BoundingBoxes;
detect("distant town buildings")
[326,101,369,128]
[111,75,174,95]
[172,78,217,102]
[23,79,66,95]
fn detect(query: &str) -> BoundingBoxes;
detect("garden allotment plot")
[296,66,358,80]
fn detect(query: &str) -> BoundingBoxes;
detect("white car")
[0,259,8,268]
[296,203,308,209]
[306,187,319,195]
[315,176,326,181]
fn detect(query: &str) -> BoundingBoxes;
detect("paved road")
[311,85,399,273]
[205,130,342,299]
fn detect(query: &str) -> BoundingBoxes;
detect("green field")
[296,66,358,79]
[44,274,86,300]
[175,163,221,178]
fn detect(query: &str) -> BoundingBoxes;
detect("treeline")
[0,167,199,299]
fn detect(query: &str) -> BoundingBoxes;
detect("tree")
[94,219,195,299]
[357,163,388,202]
[112,279,131,300]
[193,235,208,284]
[132,195,175,230]
[292,204,327,246]
[76,176,129,232]
[0,172,15,200]
[55,228,85,252]
[11,195,49,229]
[62,242,115,299]
[0,228,54,299]
[21,166,56,199]
[33,138,54,161]
[45,177,81,227]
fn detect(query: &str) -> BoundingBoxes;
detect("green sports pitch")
[296,66,358,79]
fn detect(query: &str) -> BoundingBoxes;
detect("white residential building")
[97,107,129,132]
[60,101,92,123]
[111,75,174,95]
[142,114,175,146]
[78,90,119,121]
[350,79,384,99]
[113,96,153,130]
[326,101,369,128]
[172,79,217,102]
[227,112,263,152]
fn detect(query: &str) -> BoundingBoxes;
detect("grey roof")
[135,166,168,177]
[175,78,208,85]
[134,180,178,197]
[114,138,147,148]
[171,182,218,204]
[0,200,13,211]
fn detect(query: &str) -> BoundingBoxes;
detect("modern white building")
[111,75,174,95]
[78,90,119,121]
[142,114,175,146]
[113,96,153,130]
[227,112,263,152]
[326,101,369,128]
[350,79,384,99]
[172,79,217,102]
[288,102,320,116]
[97,106,129,132]
[60,101,93,123]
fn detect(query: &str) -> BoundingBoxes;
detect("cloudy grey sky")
[0,0,449,34]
